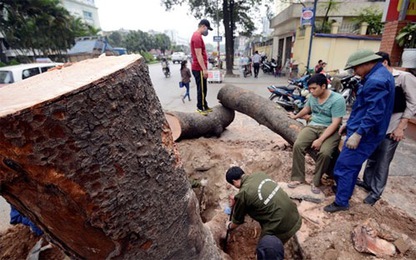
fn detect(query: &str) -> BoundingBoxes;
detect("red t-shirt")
[190,31,207,71]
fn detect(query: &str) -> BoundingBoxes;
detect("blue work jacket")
[347,62,395,141]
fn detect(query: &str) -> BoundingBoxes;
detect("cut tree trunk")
[217,84,320,161]
[0,55,221,259]
[165,105,235,141]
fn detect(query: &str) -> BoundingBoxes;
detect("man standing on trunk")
[190,19,213,116]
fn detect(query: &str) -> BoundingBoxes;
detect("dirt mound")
[0,225,64,259]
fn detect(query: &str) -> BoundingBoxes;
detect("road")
[148,62,287,113]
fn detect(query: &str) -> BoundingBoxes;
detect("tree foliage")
[353,7,383,35]
[0,0,99,60]
[118,30,172,54]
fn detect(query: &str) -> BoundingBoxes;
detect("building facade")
[60,0,101,29]
[269,0,386,73]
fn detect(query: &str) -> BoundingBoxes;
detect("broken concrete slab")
[394,237,411,254]
[351,218,396,257]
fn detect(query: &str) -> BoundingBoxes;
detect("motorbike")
[267,83,310,113]
[339,74,360,106]
[261,59,277,74]
[267,67,313,112]
[242,63,252,77]
[288,72,311,89]
[161,60,170,78]
[162,66,170,78]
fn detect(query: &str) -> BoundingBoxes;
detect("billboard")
[301,7,314,26]
[383,0,416,22]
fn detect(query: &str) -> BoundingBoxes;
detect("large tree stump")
[165,105,235,141]
[0,55,221,259]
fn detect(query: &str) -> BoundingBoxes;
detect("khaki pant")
[291,125,340,186]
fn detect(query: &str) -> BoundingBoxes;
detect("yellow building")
[270,0,385,74]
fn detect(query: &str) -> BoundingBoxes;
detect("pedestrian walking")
[190,19,213,116]
[356,51,416,205]
[324,49,395,213]
[252,51,262,78]
[180,60,192,103]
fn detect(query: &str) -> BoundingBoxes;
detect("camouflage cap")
[344,49,382,70]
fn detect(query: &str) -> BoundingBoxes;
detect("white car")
[0,63,62,87]
[171,52,187,64]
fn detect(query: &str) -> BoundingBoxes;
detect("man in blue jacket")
[324,49,395,213]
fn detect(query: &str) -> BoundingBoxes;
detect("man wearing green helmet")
[324,49,395,213]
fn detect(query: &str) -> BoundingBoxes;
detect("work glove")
[346,132,361,149]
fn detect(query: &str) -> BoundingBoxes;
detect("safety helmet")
[344,49,382,70]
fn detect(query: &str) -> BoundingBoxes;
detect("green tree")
[108,31,123,47]
[0,0,99,60]
[154,33,171,53]
[123,30,153,53]
[354,7,383,35]
[318,0,340,33]
[162,0,272,75]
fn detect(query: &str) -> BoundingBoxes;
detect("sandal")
[287,181,302,189]
[311,185,321,194]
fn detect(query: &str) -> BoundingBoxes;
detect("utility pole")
[306,0,318,70]
[217,0,221,68]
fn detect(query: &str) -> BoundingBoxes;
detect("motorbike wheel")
[270,95,293,111]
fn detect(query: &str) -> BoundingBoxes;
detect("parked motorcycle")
[267,68,312,112]
[242,64,252,77]
[339,74,360,106]
[267,83,310,113]
[261,59,278,75]
[288,72,311,89]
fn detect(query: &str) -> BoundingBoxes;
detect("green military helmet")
[344,49,382,70]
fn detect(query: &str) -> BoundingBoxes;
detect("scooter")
[339,74,360,106]
[267,84,310,113]
[162,66,170,78]
[242,64,252,77]
[261,60,275,74]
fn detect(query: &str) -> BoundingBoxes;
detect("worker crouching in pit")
[224,166,301,259]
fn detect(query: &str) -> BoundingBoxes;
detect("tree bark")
[0,55,221,259]
[217,84,321,161]
[165,105,235,141]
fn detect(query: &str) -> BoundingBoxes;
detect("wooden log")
[217,84,304,145]
[0,55,221,259]
[165,105,235,141]
[217,84,320,161]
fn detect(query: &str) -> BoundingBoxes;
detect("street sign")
[213,36,223,42]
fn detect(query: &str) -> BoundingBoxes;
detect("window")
[22,68,40,79]
[0,71,14,84]
[40,66,54,73]
[83,11,93,20]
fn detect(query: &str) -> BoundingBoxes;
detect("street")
[148,62,288,113]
